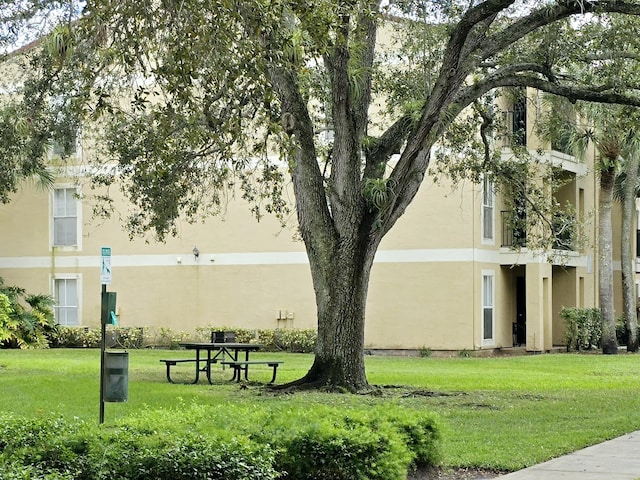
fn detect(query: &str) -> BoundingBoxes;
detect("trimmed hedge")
[48,325,317,353]
[257,405,441,479]
[0,404,440,480]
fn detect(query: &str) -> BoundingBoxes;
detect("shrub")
[259,328,317,352]
[87,429,276,480]
[280,328,316,352]
[0,414,73,451]
[108,326,144,348]
[47,326,143,349]
[143,326,192,349]
[615,316,640,347]
[252,404,441,479]
[196,326,317,353]
[47,326,101,348]
[0,278,56,349]
[46,325,317,351]
[0,404,441,480]
[0,411,276,480]
[418,346,433,357]
[560,307,602,351]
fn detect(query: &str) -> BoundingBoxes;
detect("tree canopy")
[5,0,640,389]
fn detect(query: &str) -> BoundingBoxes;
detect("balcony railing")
[551,215,575,251]
[501,211,575,250]
[501,211,526,248]
[499,104,527,148]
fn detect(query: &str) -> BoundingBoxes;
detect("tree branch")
[479,0,640,61]
[351,0,380,138]
[363,113,415,179]
[584,51,640,62]
[472,73,640,108]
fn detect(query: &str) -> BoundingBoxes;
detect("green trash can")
[104,351,128,402]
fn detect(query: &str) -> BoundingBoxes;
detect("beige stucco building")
[0,83,633,353]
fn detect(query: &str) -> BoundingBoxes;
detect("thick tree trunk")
[302,249,373,391]
[599,167,618,354]
[621,156,639,352]
[280,225,376,391]
[274,99,380,391]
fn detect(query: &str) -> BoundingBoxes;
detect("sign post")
[101,247,112,285]
[99,247,111,424]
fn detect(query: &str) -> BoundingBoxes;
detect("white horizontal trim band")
[0,248,594,269]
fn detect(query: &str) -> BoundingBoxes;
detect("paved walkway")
[498,430,640,479]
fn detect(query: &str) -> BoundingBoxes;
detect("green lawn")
[1,348,639,472]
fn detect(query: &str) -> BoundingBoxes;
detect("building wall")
[1,88,625,352]
[0,152,612,352]
[0,161,496,350]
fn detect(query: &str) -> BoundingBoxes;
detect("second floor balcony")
[501,211,575,251]
[501,211,527,248]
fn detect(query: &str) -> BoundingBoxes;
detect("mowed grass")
[1,348,640,472]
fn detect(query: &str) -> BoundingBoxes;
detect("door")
[515,276,526,346]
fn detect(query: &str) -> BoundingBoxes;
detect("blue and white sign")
[100,247,112,285]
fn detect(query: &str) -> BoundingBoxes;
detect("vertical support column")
[543,277,553,350]
[525,262,552,352]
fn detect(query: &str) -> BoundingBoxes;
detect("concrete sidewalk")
[497,430,640,479]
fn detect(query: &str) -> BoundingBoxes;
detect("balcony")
[501,211,526,248]
[551,214,575,251]
[501,211,575,251]
[499,109,527,149]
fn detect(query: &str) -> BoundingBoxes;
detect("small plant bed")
[409,467,501,479]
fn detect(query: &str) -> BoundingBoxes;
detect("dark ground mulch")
[408,467,503,479]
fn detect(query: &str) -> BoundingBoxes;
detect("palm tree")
[613,147,640,353]
[592,133,621,354]
[0,278,56,348]
[539,100,634,354]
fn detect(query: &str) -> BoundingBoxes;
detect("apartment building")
[0,77,630,353]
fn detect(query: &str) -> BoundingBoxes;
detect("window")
[54,277,79,326]
[482,271,494,345]
[482,178,494,242]
[512,96,527,147]
[549,97,576,155]
[501,91,527,148]
[48,98,80,159]
[53,187,79,247]
[51,131,77,157]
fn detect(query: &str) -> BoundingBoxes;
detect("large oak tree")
[5,0,640,390]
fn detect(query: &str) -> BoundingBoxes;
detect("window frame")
[51,185,82,251]
[52,274,82,326]
[481,177,495,244]
[482,270,495,346]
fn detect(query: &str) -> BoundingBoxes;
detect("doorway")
[515,276,526,346]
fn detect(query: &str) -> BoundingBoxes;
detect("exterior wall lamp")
[193,246,200,260]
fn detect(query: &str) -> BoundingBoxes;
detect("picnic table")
[160,342,282,384]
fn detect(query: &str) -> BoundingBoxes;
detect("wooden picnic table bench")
[220,360,283,383]
[159,358,218,384]
[160,342,273,384]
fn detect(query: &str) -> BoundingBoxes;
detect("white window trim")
[50,184,82,252]
[51,273,82,326]
[482,269,495,347]
[481,177,495,245]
